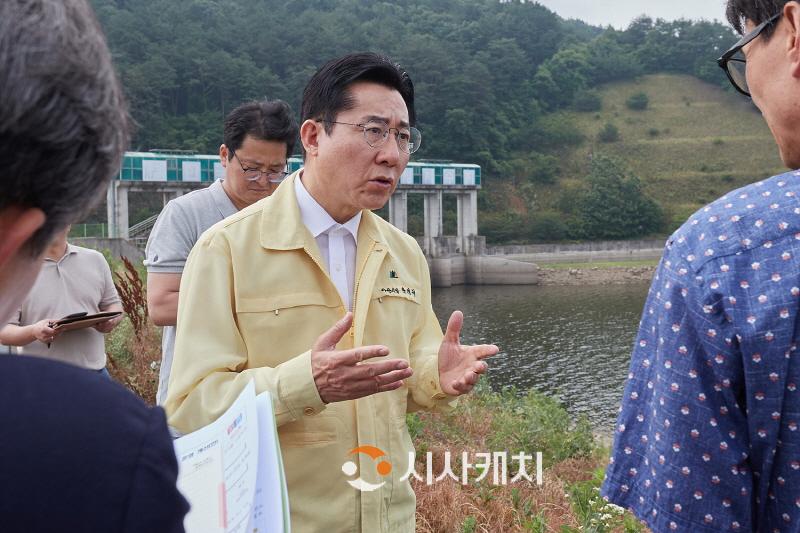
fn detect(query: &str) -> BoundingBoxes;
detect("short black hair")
[301,52,416,135]
[223,100,299,159]
[726,0,790,36]
[0,0,129,257]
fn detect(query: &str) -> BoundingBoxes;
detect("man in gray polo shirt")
[146,99,298,405]
[0,226,123,374]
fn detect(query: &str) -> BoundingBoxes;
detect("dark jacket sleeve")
[122,406,189,533]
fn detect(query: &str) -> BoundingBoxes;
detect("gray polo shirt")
[144,179,237,405]
[9,244,121,370]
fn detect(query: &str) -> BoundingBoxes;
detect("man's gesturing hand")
[311,313,413,404]
[438,310,499,396]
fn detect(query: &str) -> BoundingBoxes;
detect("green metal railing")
[116,152,482,187]
[70,223,108,239]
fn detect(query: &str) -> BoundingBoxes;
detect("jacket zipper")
[350,243,376,337]
[302,243,375,339]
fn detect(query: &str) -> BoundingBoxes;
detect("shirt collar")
[210,178,238,218]
[294,173,361,240]
[44,243,78,263]
[258,170,387,252]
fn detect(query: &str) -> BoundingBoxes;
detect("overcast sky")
[534,0,729,29]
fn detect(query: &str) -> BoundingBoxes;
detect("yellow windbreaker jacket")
[165,171,454,532]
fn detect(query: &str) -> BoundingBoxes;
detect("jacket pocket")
[278,416,340,448]
[366,287,421,356]
[234,292,343,368]
[236,291,341,313]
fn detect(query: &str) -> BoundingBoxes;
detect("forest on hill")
[91,0,776,243]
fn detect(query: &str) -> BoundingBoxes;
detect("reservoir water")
[431,283,650,433]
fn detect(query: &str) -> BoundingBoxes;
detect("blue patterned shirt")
[602,171,800,532]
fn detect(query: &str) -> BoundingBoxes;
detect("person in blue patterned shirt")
[602,1,800,531]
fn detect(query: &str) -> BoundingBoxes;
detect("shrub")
[567,468,642,532]
[482,387,594,468]
[597,122,620,143]
[647,128,659,137]
[626,92,649,110]
[573,90,602,112]
[528,211,569,242]
[460,516,477,533]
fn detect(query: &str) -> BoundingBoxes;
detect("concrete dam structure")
[104,151,538,287]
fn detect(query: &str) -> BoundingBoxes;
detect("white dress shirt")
[295,174,361,310]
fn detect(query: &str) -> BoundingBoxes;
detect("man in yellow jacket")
[166,52,499,532]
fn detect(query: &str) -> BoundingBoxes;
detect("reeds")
[106,256,160,404]
[113,256,147,335]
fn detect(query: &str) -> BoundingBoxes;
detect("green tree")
[532,45,591,110]
[575,155,663,239]
[585,32,644,83]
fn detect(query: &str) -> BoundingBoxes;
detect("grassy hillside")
[78,74,786,243]
[544,74,786,228]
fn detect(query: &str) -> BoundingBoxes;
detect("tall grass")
[106,255,160,404]
[410,380,645,532]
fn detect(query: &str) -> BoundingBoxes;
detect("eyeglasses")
[717,11,782,97]
[231,150,288,183]
[321,120,422,154]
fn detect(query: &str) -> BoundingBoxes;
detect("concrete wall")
[72,238,145,263]
[485,238,666,264]
[485,238,666,255]
[415,235,487,257]
[427,255,538,288]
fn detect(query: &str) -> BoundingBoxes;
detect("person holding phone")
[0,225,124,376]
